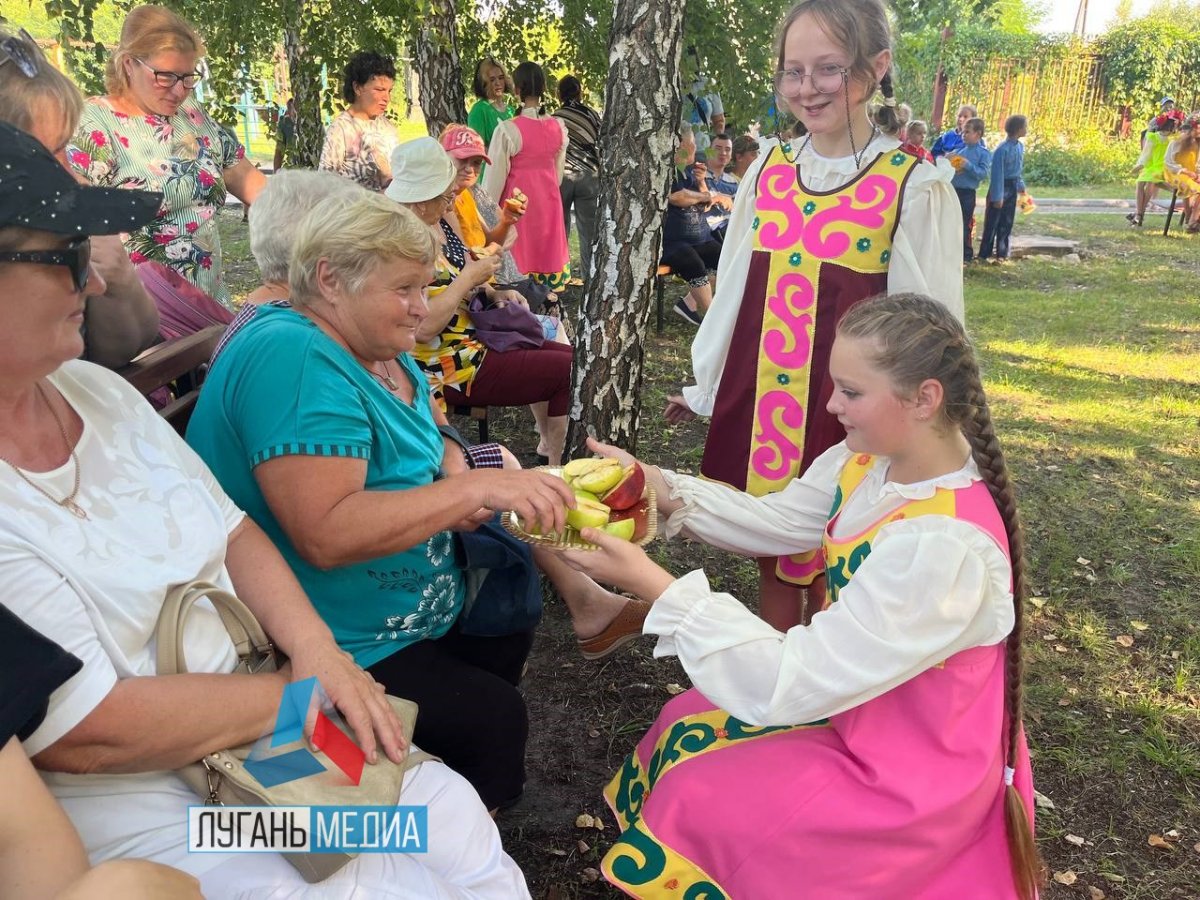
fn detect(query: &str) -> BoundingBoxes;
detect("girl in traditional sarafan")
[557,294,1041,899]
[665,0,963,630]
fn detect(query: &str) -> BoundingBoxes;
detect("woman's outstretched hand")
[471,468,576,536]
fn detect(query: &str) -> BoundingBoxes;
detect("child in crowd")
[664,0,963,629]
[558,293,1040,899]
[900,118,933,161]
[932,103,978,158]
[1130,113,1178,227]
[979,114,1028,262]
[1164,113,1200,232]
[660,125,722,325]
[950,116,992,261]
[896,101,912,140]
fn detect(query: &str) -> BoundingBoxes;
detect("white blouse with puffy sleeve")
[647,444,1014,728]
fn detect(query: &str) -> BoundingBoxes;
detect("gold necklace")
[0,383,88,520]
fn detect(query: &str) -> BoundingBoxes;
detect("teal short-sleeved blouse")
[187,305,464,667]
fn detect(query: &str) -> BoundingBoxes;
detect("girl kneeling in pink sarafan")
[552,294,1042,899]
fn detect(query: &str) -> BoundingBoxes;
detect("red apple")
[599,463,646,511]
[609,499,650,541]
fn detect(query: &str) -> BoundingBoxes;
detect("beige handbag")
[157,581,432,883]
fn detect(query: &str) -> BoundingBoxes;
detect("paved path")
[984,196,1180,216]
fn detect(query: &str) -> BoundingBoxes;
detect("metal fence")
[946,52,1115,135]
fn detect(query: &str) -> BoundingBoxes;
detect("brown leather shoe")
[577,598,651,660]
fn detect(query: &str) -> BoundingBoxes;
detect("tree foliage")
[1094,14,1200,115]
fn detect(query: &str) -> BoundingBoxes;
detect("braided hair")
[837,293,1044,900]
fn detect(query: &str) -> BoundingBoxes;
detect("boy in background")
[979,114,1027,263]
[932,103,978,158]
[948,117,991,262]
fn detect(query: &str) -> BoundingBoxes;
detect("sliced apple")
[573,487,601,505]
[610,499,650,542]
[600,518,636,541]
[565,496,610,530]
[562,457,608,483]
[573,460,623,494]
[599,463,646,511]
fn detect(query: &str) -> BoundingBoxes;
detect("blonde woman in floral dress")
[67,5,266,308]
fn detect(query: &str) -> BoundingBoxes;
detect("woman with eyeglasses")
[663,0,963,634]
[0,26,160,369]
[65,4,266,309]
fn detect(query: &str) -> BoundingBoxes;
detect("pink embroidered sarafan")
[700,146,920,584]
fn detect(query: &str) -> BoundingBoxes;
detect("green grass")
[214,206,1200,897]
[1034,182,1131,200]
[962,212,1200,895]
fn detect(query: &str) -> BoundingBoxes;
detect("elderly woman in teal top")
[187,189,646,811]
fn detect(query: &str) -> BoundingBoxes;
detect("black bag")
[455,514,543,636]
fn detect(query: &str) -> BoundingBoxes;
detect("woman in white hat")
[387,137,574,467]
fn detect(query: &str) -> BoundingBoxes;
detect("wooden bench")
[119,325,224,436]
[1162,187,1184,236]
[449,404,490,443]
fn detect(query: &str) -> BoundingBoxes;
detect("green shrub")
[1022,129,1140,187]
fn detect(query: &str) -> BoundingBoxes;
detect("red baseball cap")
[440,124,491,164]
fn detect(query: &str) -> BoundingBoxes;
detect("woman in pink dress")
[482,62,571,290]
[550,293,1042,899]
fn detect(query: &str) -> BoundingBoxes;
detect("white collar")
[863,453,980,503]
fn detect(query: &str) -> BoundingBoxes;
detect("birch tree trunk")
[566,0,686,457]
[410,0,467,137]
[284,23,326,168]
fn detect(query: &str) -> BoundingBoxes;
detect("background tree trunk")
[566,0,686,457]
[284,22,326,168]
[410,0,467,137]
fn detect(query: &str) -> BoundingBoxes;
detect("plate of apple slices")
[501,459,657,550]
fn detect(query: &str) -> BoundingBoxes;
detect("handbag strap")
[156,580,275,675]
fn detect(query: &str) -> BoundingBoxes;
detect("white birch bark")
[567,0,687,457]
[410,0,468,137]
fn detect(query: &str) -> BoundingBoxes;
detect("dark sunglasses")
[0,237,92,292]
[0,28,38,78]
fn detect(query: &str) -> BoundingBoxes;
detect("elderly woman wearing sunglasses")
[0,121,529,899]
[66,5,266,308]
[0,26,160,368]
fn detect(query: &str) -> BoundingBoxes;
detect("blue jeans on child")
[979,179,1018,260]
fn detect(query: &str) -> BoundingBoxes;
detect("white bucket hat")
[385,137,456,203]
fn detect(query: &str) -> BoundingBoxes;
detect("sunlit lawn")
[216,206,1200,897]
[960,213,1200,896]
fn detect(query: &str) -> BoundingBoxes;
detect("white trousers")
[197,761,531,899]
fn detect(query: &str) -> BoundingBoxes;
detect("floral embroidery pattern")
[67,96,245,307]
[368,568,423,593]
[427,531,453,567]
[399,574,460,638]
